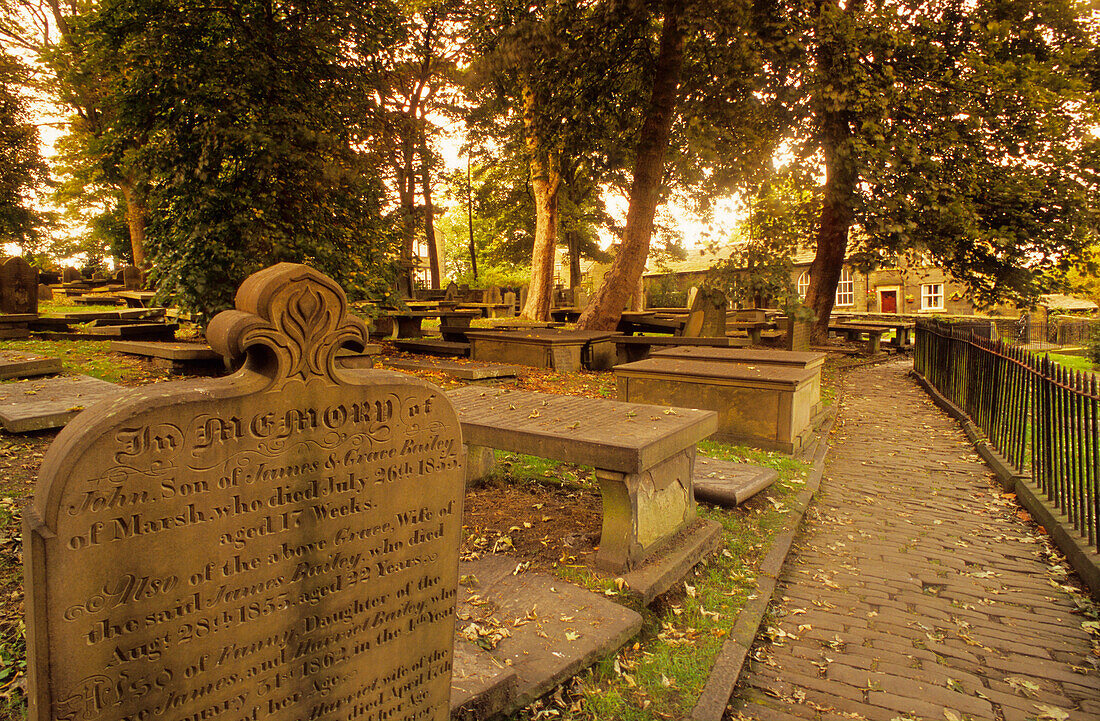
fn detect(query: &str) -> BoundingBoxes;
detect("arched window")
[797,272,810,299]
[835,268,854,306]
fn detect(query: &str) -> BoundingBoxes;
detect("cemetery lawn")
[1044,351,1098,374]
[0,344,828,720]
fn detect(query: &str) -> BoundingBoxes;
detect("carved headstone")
[0,256,38,314]
[62,267,81,284]
[25,263,465,721]
[443,282,459,302]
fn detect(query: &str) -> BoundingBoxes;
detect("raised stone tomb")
[465,329,618,372]
[614,357,819,454]
[650,347,825,413]
[24,264,466,721]
[446,386,717,571]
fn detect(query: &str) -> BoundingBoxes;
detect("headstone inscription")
[24,263,466,721]
[1,256,38,314]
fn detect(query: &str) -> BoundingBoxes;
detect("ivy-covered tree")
[75,0,404,321]
[0,48,48,253]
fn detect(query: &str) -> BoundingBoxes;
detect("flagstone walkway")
[731,360,1100,721]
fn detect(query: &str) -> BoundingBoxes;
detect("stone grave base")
[385,357,520,380]
[618,517,723,605]
[0,351,61,380]
[0,374,122,431]
[693,456,779,507]
[451,555,642,719]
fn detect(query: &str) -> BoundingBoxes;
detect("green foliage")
[0,49,48,253]
[1089,326,1100,367]
[799,0,1100,307]
[705,171,819,318]
[60,0,404,322]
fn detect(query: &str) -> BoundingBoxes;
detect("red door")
[880,291,897,313]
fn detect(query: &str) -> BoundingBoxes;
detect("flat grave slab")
[615,357,819,454]
[109,340,220,360]
[385,357,520,380]
[333,343,383,368]
[393,337,470,356]
[0,351,61,380]
[109,340,226,374]
[0,374,122,431]
[465,329,618,372]
[693,455,779,506]
[452,555,642,717]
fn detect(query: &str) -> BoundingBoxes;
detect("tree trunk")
[419,131,441,289]
[566,226,581,289]
[120,177,147,269]
[804,0,861,343]
[396,133,418,296]
[520,82,561,321]
[576,0,685,330]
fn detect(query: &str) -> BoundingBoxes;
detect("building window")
[921,283,944,310]
[797,272,810,299]
[834,268,854,307]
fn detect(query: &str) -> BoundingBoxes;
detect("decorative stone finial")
[207,263,368,386]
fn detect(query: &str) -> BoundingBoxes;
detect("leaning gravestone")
[0,256,38,314]
[24,263,466,721]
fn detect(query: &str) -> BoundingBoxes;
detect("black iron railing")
[916,319,1099,551]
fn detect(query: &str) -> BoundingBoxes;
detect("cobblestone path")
[731,360,1100,721]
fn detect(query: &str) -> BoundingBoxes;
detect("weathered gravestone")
[1,256,38,314]
[62,267,81,284]
[116,265,143,290]
[24,263,466,721]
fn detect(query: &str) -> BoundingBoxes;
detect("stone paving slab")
[0,350,61,380]
[731,361,1100,721]
[0,374,122,431]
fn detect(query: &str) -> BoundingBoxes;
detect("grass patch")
[38,300,121,315]
[1044,352,1098,374]
[0,339,134,383]
[511,442,810,720]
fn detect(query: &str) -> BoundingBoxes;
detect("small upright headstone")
[444,281,459,302]
[487,286,502,305]
[62,267,81,284]
[786,319,812,351]
[684,288,725,338]
[0,257,38,314]
[37,284,53,302]
[24,264,466,721]
[119,265,143,290]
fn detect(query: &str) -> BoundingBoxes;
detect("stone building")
[641,243,980,315]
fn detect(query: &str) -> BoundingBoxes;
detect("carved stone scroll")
[25,263,465,721]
